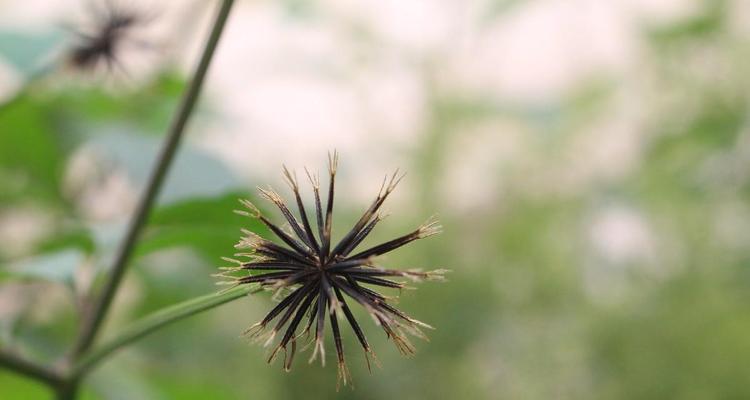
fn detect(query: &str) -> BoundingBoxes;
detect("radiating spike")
[284,165,321,253]
[346,217,441,261]
[308,289,327,366]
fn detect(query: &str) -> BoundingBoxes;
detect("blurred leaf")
[648,1,727,43]
[591,269,750,398]
[0,371,53,400]
[33,226,96,256]
[482,0,527,23]
[136,191,266,263]
[4,248,83,287]
[634,97,743,208]
[49,72,186,134]
[0,30,63,77]
[281,0,318,18]
[147,374,237,400]
[89,363,162,400]
[86,130,238,205]
[0,95,66,205]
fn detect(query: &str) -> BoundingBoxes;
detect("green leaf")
[33,227,96,256]
[0,370,55,400]
[0,29,63,76]
[85,131,239,205]
[136,191,266,263]
[47,71,186,134]
[4,248,84,287]
[648,3,726,43]
[0,95,66,206]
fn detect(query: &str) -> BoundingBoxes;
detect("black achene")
[218,152,445,386]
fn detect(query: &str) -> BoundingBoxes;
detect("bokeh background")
[2,0,750,398]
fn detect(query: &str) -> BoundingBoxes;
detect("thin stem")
[0,348,65,387]
[72,286,253,377]
[71,0,236,358]
[55,378,79,400]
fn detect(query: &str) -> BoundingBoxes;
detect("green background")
[2,1,750,399]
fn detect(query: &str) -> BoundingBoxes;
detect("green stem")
[0,349,65,387]
[73,286,252,377]
[54,378,79,400]
[71,0,236,359]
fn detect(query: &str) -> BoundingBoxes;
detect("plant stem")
[71,0,236,359]
[55,378,79,400]
[72,286,253,377]
[0,349,65,387]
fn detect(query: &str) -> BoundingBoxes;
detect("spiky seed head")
[220,153,445,387]
[66,2,153,73]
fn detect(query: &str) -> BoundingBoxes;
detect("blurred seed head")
[65,1,154,74]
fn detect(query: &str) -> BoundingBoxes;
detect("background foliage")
[2,0,750,399]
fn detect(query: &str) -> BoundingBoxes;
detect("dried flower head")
[218,152,445,386]
[66,1,152,72]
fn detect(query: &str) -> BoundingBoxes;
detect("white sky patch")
[446,0,637,102]
[0,0,699,214]
[583,204,663,303]
[589,205,654,264]
[322,0,461,53]
[440,120,527,214]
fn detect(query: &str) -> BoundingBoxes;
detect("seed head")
[66,1,152,73]
[220,152,445,387]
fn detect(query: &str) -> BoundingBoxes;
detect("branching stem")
[73,286,253,378]
[71,0,236,359]
[0,1,238,398]
[0,349,65,387]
